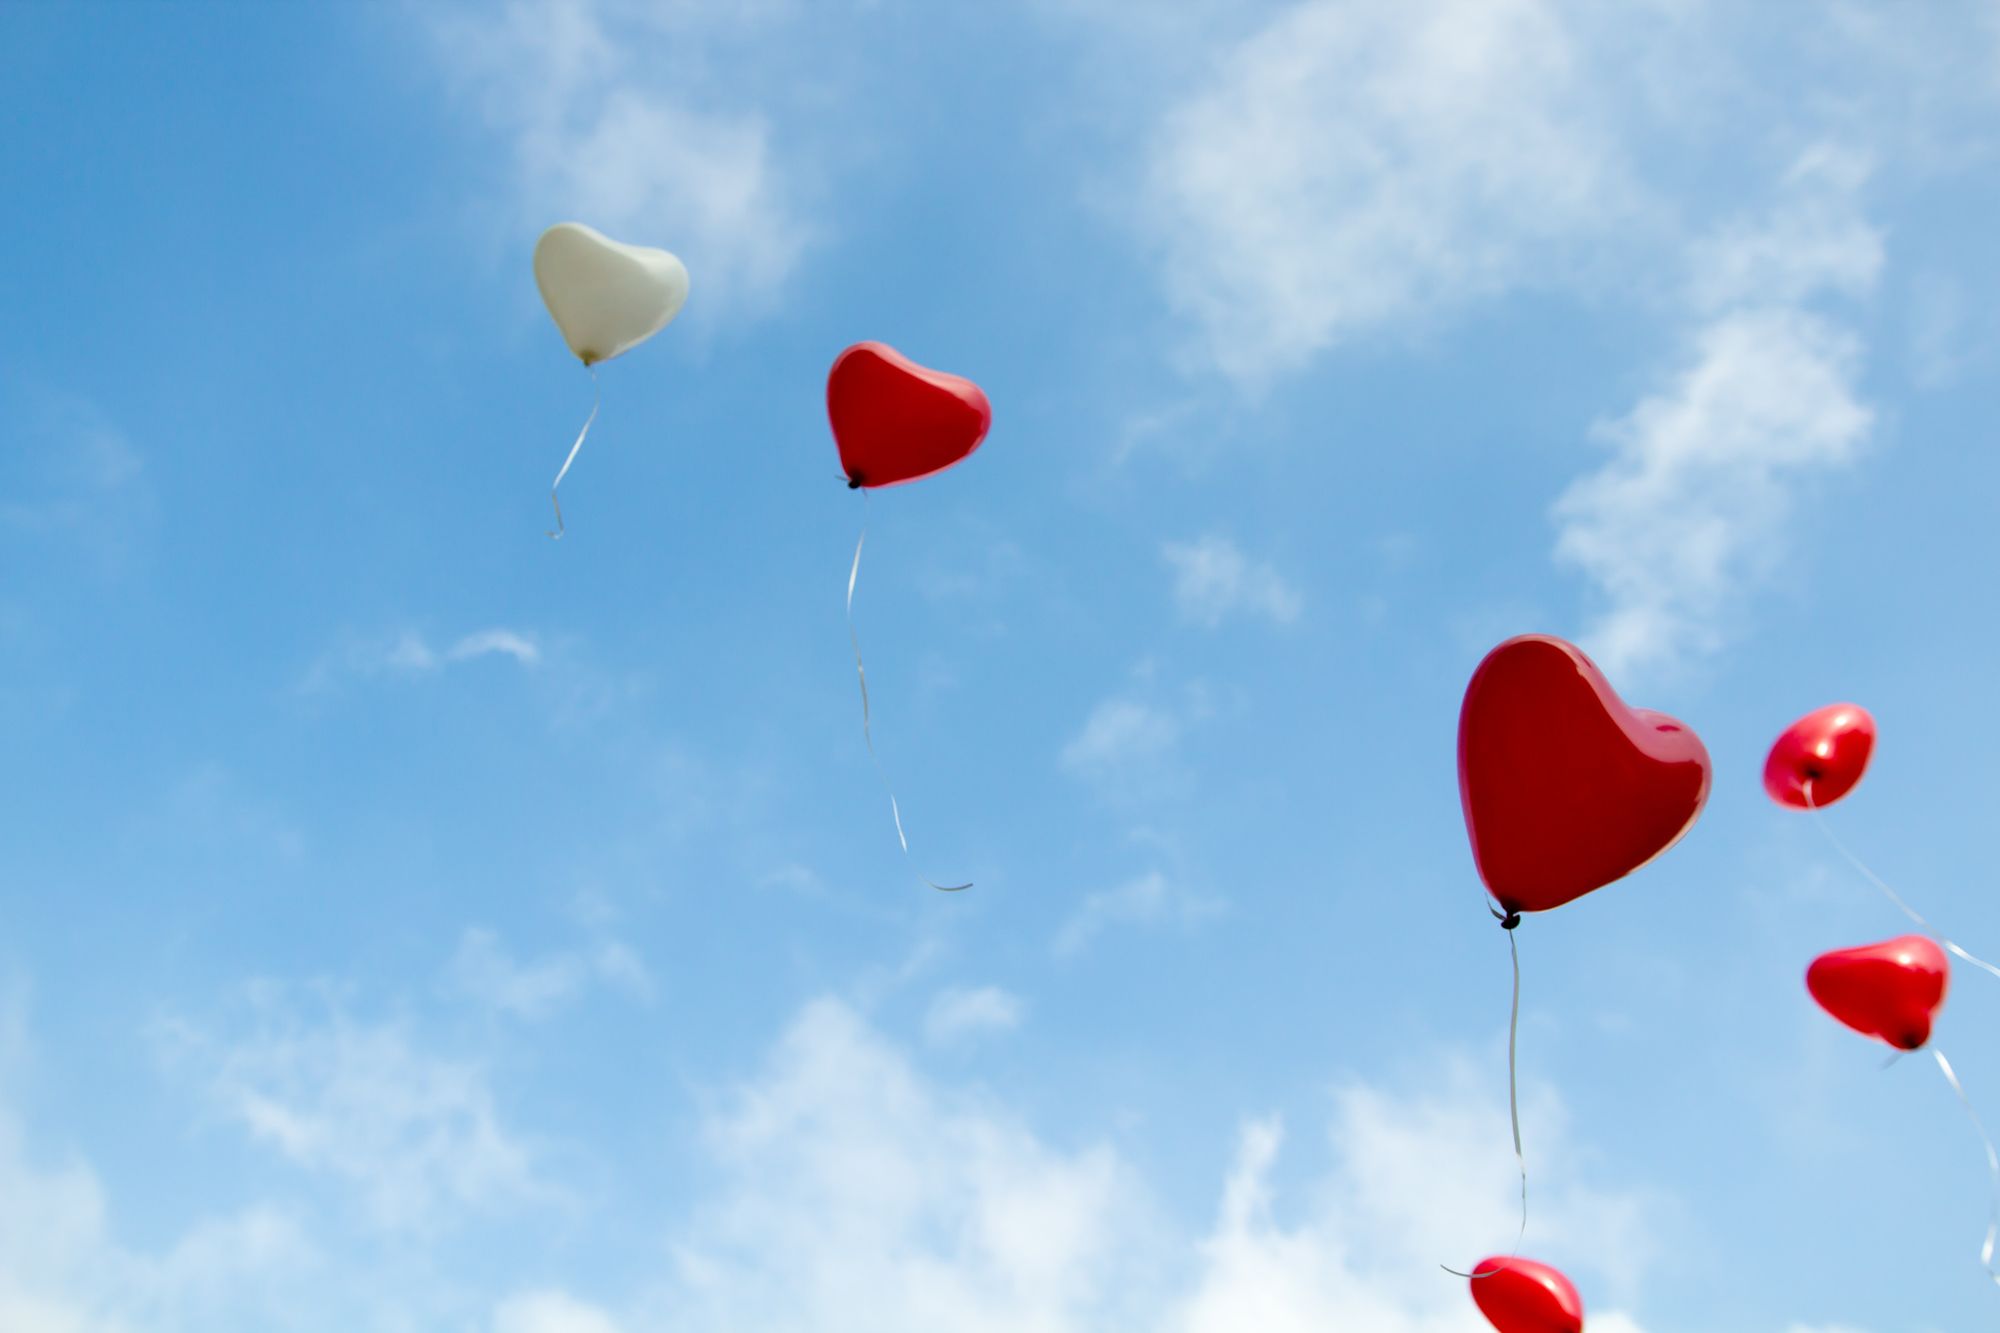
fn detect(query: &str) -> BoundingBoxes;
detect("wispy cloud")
[1141,0,1639,380]
[302,626,541,691]
[1060,699,1180,782]
[1161,535,1301,627]
[495,1290,628,1333]
[446,926,654,1020]
[0,987,316,1333]
[1060,674,1220,804]
[158,985,548,1232]
[0,393,155,576]
[1051,871,1223,958]
[922,985,1024,1046]
[425,0,817,320]
[485,998,1663,1332]
[1554,150,1878,679]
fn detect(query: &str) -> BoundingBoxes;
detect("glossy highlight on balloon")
[1468,1255,1584,1333]
[827,342,991,490]
[1808,934,1949,1051]
[1764,702,1876,809]
[1457,634,1712,915]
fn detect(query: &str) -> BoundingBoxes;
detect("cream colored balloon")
[532,222,689,366]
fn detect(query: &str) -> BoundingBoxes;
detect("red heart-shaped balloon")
[1808,934,1948,1051]
[1458,634,1712,915]
[1764,702,1876,810]
[827,342,991,490]
[1468,1255,1583,1333]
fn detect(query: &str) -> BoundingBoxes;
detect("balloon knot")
[1500,912,1522,931]
[847,475,864,490]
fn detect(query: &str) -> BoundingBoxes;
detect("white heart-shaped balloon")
[533,222,689,366]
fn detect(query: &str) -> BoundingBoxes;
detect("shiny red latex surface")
[827,342,991,490]
[1808,934,1948,1051]
[1468,1256,1584,1333]
[1458,634,1712,915]
[1763,702,1876,809]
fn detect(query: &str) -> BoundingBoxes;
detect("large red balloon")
[1468,1256,1584,1333]
[1808,934,1948,1051]
[1764,703,1876,810]
[1458,635,1712,916]
[827,342,991,490]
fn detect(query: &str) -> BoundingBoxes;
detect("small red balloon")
[1808,934,1948,1051]
[1468,1255,1584,1333]
[1458,634,1712,915]
[1764,703,1876,810]
[827,341,991,490]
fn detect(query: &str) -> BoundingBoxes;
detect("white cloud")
[1686,147,1882,312]
[159,987,546,1231]
[0,394,155,576]
[446,926,654,1019]
[0,991,315,1333]
[1060,698,1181,791]
[302,626,541,690]
[427,0,815,319]
[1162,536,1302,627]
[922,985,1024,1046]
[655,997,1149,1331]
[1052,871,1224,958]
[1143,0,1638,380]
[493,998,1659,1332]
[1554,152,1878,678]
[495,1290,627,1333]
[448,629,543,667]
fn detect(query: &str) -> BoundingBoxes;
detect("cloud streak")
[1554,151,1879,678]
[1141,0,1638,380]
[1162,536,1302,628]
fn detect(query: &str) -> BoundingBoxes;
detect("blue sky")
[4,1,2000,1329]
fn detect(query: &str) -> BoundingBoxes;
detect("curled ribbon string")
[846,501,970,893]
[1443,909,1527,1278]
[546,364,600,540]
[1805,782,2000,982]
[1932,1047,2000,1288]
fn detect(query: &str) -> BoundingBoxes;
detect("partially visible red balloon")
[827,342,991,490]
[1468,1255,1584,1333]
[1458,634,1712,916]
[1764,703,1876,810]
[1807,935,1949,1051]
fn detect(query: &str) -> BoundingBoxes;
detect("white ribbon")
[547,365,600,540]
[846,504,970,893]
[1933,1047,2000,1288]
[1444,911,1527,1278]
[1805,782,2000,982]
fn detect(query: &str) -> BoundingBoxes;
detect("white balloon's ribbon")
[547,365,600,540]
[1443,908,1527,1278]
[1805,782,2000,982]
[1932,1047,2000,1288]
[846,503,970,893]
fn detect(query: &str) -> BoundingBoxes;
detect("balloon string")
[846,499,970,893]
[1505,923,1526,1244]
[1805,782,2000,982]
[1933,1047,2000,1289]
[1443,912,1527,1279]
[547,364,600,540]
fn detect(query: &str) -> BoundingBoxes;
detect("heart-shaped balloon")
[1764,703,1876,810]
[827,342,991,489]
[533,222,689,366]
[1458,634,1712,915]
[1468,1256,1584,1333]
[1808,934,1948,1051]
